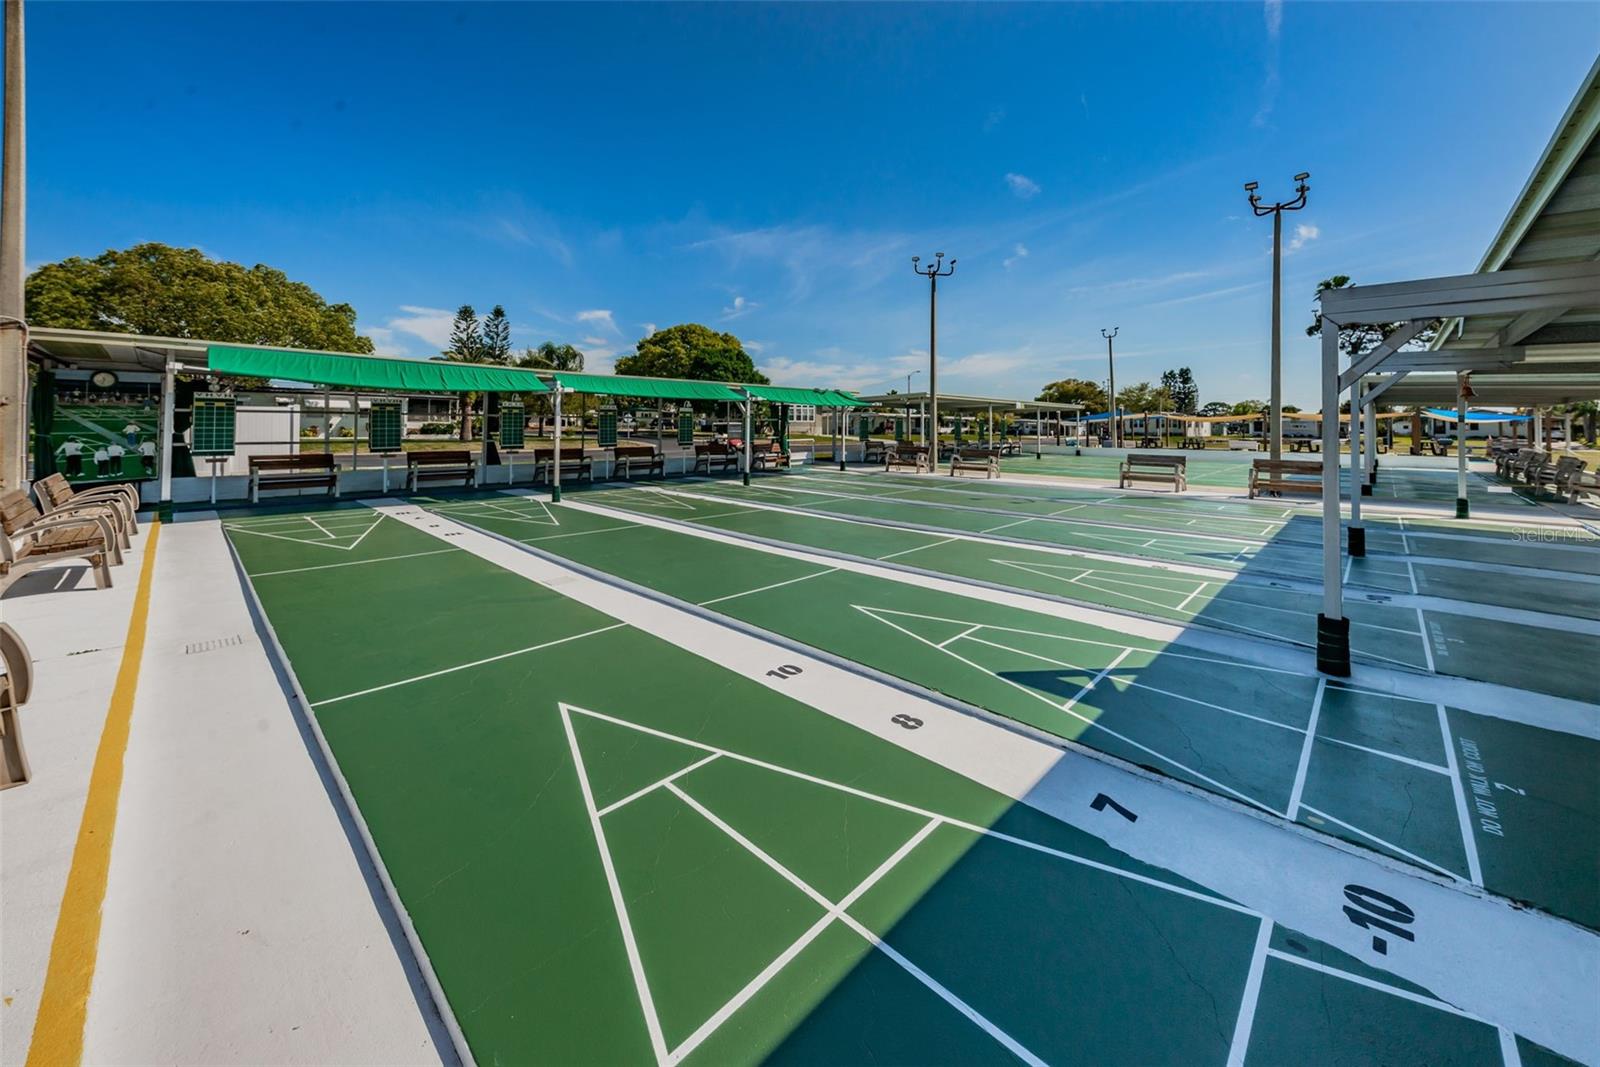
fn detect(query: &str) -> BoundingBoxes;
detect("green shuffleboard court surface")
[427,487,1600,931]
[540,476,1600,703]
[219,502,1586,1066]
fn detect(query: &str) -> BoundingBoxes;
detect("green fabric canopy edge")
[552,371,744,401]
[207,345,549,393]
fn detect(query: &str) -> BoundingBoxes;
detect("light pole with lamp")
[1245,171,1310,463]
[1102,328,1119,448]
[912,253,955,463]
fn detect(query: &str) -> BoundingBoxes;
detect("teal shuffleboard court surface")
[369,400,404,453]
[190,393,237,456]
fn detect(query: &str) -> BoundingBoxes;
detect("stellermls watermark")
[1513,528,1596,544]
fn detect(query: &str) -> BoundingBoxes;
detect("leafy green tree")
[616,324,768,385]
[1116,381,1168,413]
[1230,400,1266,416]
[26,243,373,354]
[447,305,483,362]
[482,305,512,364]
[519,342,586,434]
[1198,401,1231,417]
[1036,377,1107,410]
[1161,367,1199,414]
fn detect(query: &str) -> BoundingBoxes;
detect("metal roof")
[853,391,1084,412]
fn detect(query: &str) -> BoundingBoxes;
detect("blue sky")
[26,2,1600,407]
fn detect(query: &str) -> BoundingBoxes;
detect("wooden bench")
[249,453,340,502]
[610,443,664,480]
[1566,468,1600,505]
[1119,454,1187,492]
[752,441,790,470]
[532,447,593,485]
[862,440,890,465]
[1,489,119,592]
[1181,436,1208,450]
[1,623,32,790]
[407,450,477,491]
[693,442,740,475]
[33,473,138,549]
[1538,456,1587,498]
[1248,459,1323,499]
[886,445,931,473]
[1287,438,1321,453]
[949,448,1000,479]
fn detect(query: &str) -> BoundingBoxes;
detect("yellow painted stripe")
[26,522,161,1067]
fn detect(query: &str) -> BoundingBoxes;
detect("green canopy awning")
[207,345,549,393]
[552,372,744,402]
[741,385,837,405]
[821,390,870,407]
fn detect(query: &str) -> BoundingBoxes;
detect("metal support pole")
[551,386,562,502]
[838,407,846,472]
[1348,385,1364,557]
[1456,374,1470,519]
[1103,328,1119,449]
[1363,393,1377,485]
[0,0,26,493]
[742,400,752,487]
[1317,324,1349,676]
[1270,209,1282,463]
[158,355,175,505]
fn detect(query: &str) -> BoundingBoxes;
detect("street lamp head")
[1243,181,1259,192]
[935,252,945,259]
[1293,172,1310,182]
[911,255,920,264]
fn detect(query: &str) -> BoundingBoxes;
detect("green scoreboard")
[858,413,870,441]
[369,400,404,453]
[190,393,236,456]
[499,400,526,449]
[597,407,618,448]
[678,411,695,446]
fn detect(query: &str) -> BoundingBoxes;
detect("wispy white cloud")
[721,294,760,320]
[686,222,909,301]
[1253,0,1283,127]
[744,340,767,354]
[983,107,1006,132]
[379,305,456,351]
[576,309,620,334]
[639,322,658,338]
[1003,243,1030,270]
[1005,172,1041,199]
[360,325,406,358]
[1065,270,1209,297]
[1287,223,1320,252]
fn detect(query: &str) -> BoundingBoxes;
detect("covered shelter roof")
[550,371,743,402]
[853,391,1084,413]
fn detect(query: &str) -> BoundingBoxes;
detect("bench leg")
[92,552,112,590]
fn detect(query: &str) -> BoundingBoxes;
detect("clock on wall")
[90,370,119,389]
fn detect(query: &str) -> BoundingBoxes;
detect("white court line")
[1226,918,1274,1067]
[876,536,960,561]
[1437,704,1484,887]
[1417,609,1437,673]
[938,625,984,649]
[1501,1028,1524,1067]
[1174,580,1212,613]
[250,547,461,577]
[596,753,721,818]
[665,782,1049,1067]
[698,568,838,607]
[1265,949,1489,1022]
[1286,679,1327,820]
[560,706,670,1065]
[1060,647,1133,713]
[305,516,337,539]
[980,518,1036,535]
[1298,804,1463,881]
[310,623,626,707]
[1318,735,1451,776]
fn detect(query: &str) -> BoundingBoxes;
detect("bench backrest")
[531,447,588,462]
[1251,458,1322,474]
[1126,455,1186,468]
[35,473,74,509]
[250,453,336,473]
[0,490,47,536]
[613,443,657,458]
[409,450,474,467]
[958,448,1000,459]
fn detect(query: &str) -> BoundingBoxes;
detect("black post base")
[551,485,562,503]
[1316,614,1352,677]
[1359,483,1372,496]
[1348,525,1365,557]
[1455,497,1469,519]
[743,471,752,487]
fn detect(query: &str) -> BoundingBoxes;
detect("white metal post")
[1348,384,1364,557]
[1318,323,1349,676]
[1270,209,1283,464]
[1456,373,1469,519]
[742,400,752,486]
[1363,393,1377,485]
[0,0,26,494]
[551,386,562,502]
[158,355,175,506]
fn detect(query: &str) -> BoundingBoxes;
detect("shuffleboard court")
[419,492,1600,932]
[216,503,1589,1065]
[993,452,1540,507]
[541,481,1599,702]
